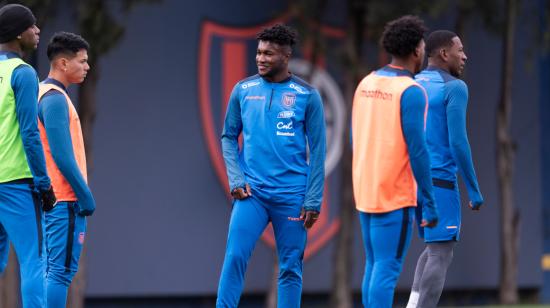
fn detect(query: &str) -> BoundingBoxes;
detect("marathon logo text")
[245,95,265,101]
[360,89,393,101]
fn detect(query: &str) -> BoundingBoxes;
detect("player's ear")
[439,48,448,61]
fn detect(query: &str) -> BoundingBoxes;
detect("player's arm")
[446,80,483,209]
[302,90,326,217]
[401,85,438,227]
[303,89,326,213]
[221,85,250,199]
[38,91,95,216]
[12,65,51,191]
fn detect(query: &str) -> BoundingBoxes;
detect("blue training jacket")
[221,74,326,212]
[415,67,483,205]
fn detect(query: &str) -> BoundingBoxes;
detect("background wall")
[31,0,544,298]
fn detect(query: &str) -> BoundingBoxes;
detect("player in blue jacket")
[216,24,326,308]
[406,30,484,308]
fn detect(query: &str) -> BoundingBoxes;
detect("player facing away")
[0,4,56,307]
[351,15,439,308]
[216,24,326,308]
[406,30,484,308]
[37,32,95,308]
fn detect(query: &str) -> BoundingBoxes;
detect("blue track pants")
[359,207,414,308]
[217,195,307,308]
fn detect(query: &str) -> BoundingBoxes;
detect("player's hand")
[39,186,57,212]
[77,195,96,216]
[300,208,319,229]
[420,218,438,228]
[469,200,483,211]
[231,184,252,200]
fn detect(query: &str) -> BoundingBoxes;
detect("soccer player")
[37,32,95,308]
[351,15,438,308]
[0,3,56,307]
[216,24,326,308]
[406,30,484,308]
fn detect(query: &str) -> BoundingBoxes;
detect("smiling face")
[443,36,467,77]
[256,40,290,82]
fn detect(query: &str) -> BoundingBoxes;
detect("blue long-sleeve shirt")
[374,66,438,222]
[38,78,95,210]
[221,74,326,212]
[415,67,483,205]
[1,51,50,191]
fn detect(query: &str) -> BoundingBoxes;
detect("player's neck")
[265,70,291,83]
[390,58,415,75]
[48,71,71,89]
[0,42,24,58]
[427,59,450,73]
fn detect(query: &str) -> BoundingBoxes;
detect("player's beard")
[259,61,285,80]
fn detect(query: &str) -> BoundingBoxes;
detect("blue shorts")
[417,183,461,242]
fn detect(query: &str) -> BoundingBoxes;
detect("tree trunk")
[330,1,366,307]
[497,0,519,304]
[66,61,98,308]
[77,62,98,171]
[0,247,20,308]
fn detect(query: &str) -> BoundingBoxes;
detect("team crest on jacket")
[198,16,346,260]
[282,92,296,108]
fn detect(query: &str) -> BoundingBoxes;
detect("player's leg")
[416,185,461,308]
[270,201,306,308]
[45,201,86,308]
[0,182,46,308]
[358,212,374,307]
[367,207,414,308]
[416,241,456,308]
[0,223,9,274]
[216,196,269,308]
[406,246,428,308]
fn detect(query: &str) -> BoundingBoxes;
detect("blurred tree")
[497,0,519,304]
[69,2,161,307]
[328,1,367,307]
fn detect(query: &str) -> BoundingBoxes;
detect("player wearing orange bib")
[351,16,438,307]
[37,32,94,308]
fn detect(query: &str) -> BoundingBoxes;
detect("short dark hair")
[425,30,458,57]
[381,15,428,58]
[256,24,298,48]
[47,31,89,61]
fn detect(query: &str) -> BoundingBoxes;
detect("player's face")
[19,24,40,51]
[256,40,289,80]
[65,49,90,84]
[447,36,467,77]
[413,39,426,74]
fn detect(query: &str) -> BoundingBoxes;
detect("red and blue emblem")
[281,92,296,108]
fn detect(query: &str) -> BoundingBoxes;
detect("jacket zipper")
[268,88,274,110]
